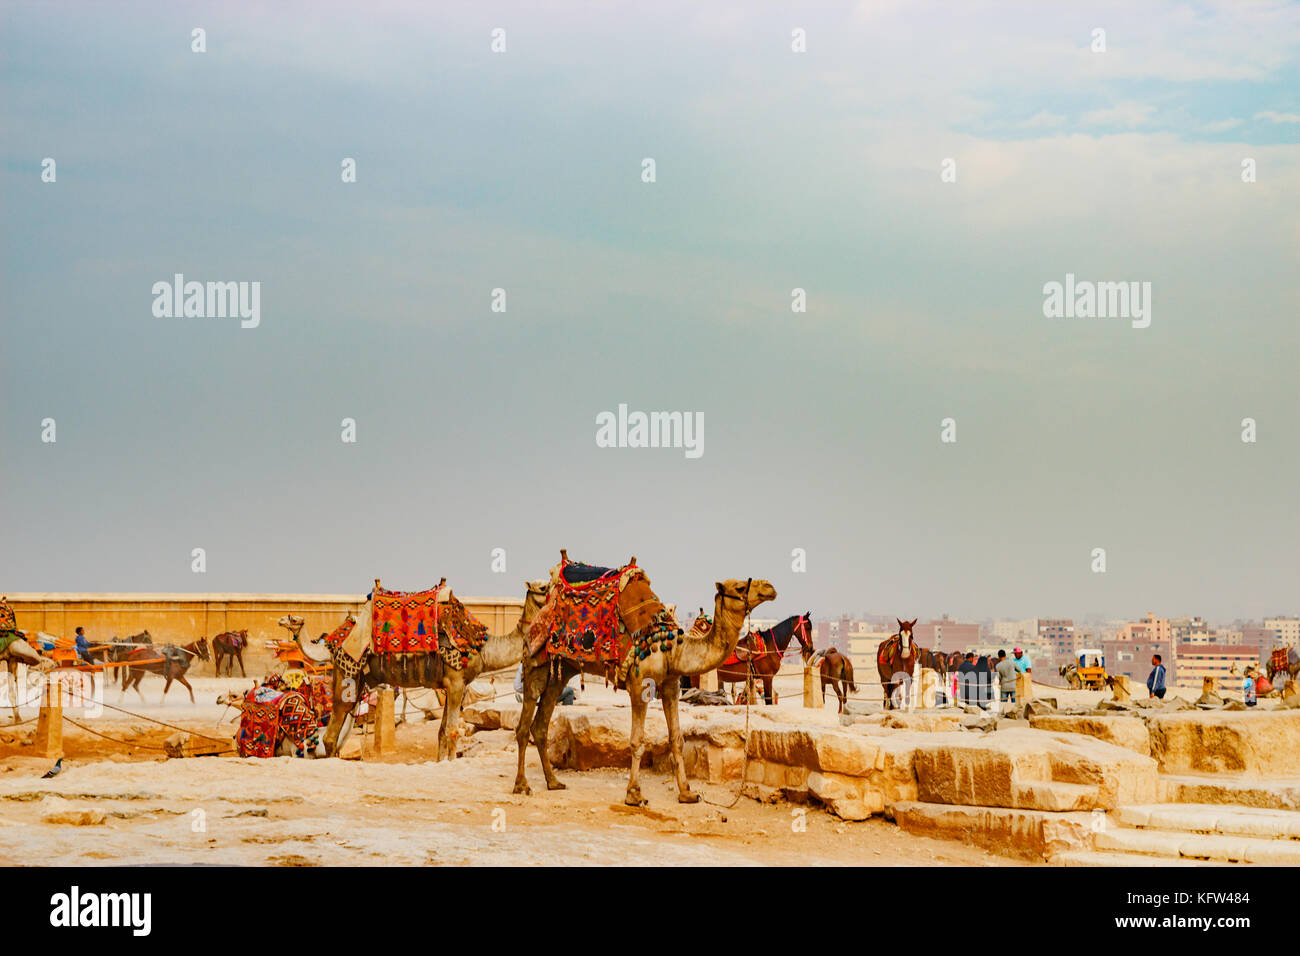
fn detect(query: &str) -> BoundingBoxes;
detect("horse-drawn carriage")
[1074,649,1108,690]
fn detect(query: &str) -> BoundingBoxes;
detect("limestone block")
[1028,715,1151,756]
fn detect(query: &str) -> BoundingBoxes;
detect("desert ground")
[0,672,1019,867]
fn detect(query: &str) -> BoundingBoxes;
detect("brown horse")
[715,613,813,704]
[877,618,919,710]
[121,638,211,704]
[107,631,153,687]
[818,647,857,713]
[212,629,249,677]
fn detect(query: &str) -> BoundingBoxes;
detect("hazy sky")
[2,1,1297,624]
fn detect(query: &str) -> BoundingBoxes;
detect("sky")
[2,1,1298,624]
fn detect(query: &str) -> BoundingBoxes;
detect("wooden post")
[373,686,396,755]
[35,679,63,759]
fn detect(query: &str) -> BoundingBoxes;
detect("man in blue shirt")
[1147,654,1167,699]
[1012,648,1032,677]
[74,626,93,663]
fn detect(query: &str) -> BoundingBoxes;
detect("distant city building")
[992,618,1038,644]
[913,615,980,654]
[1104,638,1176,687]
[1174,645,1262,688]
[1242,624,1277,649]
[1263,617,1300,649]
[1037,618,1076,657]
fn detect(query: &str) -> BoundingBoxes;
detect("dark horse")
[120,638,211,704]
[212,629,249,677]
[107,630,153,687]
[818,647,857,713]
[715,613,814,705]
[877,618,920,710]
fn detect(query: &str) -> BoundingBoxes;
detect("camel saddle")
[237,685,315,758]
[529,557,676,672]
[367,582,488,670]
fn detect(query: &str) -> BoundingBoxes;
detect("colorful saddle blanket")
[0,599,16,632]
[372,585,442,655]
[529,558,680,674]
[369,585,488,669]
[237,686,316,758]
[323,615,357,650]
[721,631,768,668]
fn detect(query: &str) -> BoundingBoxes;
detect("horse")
[120,638,211,704]
[817,647,857,713]
[212,629,249,677]
[105,631,153,687]
[715,613,814,705]
[876,618,920,710]
[1059,663,1082,689]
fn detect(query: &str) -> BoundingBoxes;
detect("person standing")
[956,652,978,707]
[1012,647,1032,678]
[995,650,1018,705]
[1146,654,1167,700]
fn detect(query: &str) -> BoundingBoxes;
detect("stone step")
[1158,774,1300,810]
[1114,803,1300,840]
[1052,850,1209,867]
[1095,826,1300,864]
[1013,780,1100,812]
[892,801,1093,861]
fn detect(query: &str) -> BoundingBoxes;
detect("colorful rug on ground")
[237,686,316,758]
[529,557,681,677]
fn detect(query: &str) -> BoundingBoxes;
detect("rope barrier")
[62,715,235,755]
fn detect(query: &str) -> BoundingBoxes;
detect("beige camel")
[1,635,57,723]
[302,580,550,761]
[515,573,776,806]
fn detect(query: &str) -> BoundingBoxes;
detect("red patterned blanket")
[721,631,767,668]
[372,585,441,654]
[237,687,315,758]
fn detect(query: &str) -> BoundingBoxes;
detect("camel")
[212,629,249,677]
[120,638,211,704]
[816,647,857,713]
[1267,648,1300,686]
[514,554,776,806]
[876,618,919,710]
[714,613,813,705]
[310,579,550,761]
[0,635,57,723]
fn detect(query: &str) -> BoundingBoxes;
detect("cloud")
[1255,110,1300,123]
[1081,102,1157,128]
[1021,110,1066,129]
[1202,118,1244,132]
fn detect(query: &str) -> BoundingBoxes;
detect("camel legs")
[323,677,352,757]
[437,673,466,762]
[529,665,569,791]
[660,680,697,803]
[625,682,650,806]
[512,660,550,795]
[6,664,19,724]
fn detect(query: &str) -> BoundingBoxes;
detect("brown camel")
[514,553,776,806]
[314,579,550,761]
[120,638,211,704]
[715,613,813,704]
[212,629,249,678]
[817,647,857,713]
[876,618,919,710]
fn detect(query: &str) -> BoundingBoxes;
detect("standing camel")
[876,618,919,711]
[313,579,550,761]
[212,629,249,677]
[514,553,776,806]
[817,647,857,713]
[120,638,211,704]
[714,613,814,704]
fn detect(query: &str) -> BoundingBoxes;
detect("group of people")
[954,647,1032,707]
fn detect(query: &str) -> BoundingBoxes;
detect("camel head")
[896,618,917,655]
[278,614,306,636]
[715,579,777,617]
[521,579,550,621]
